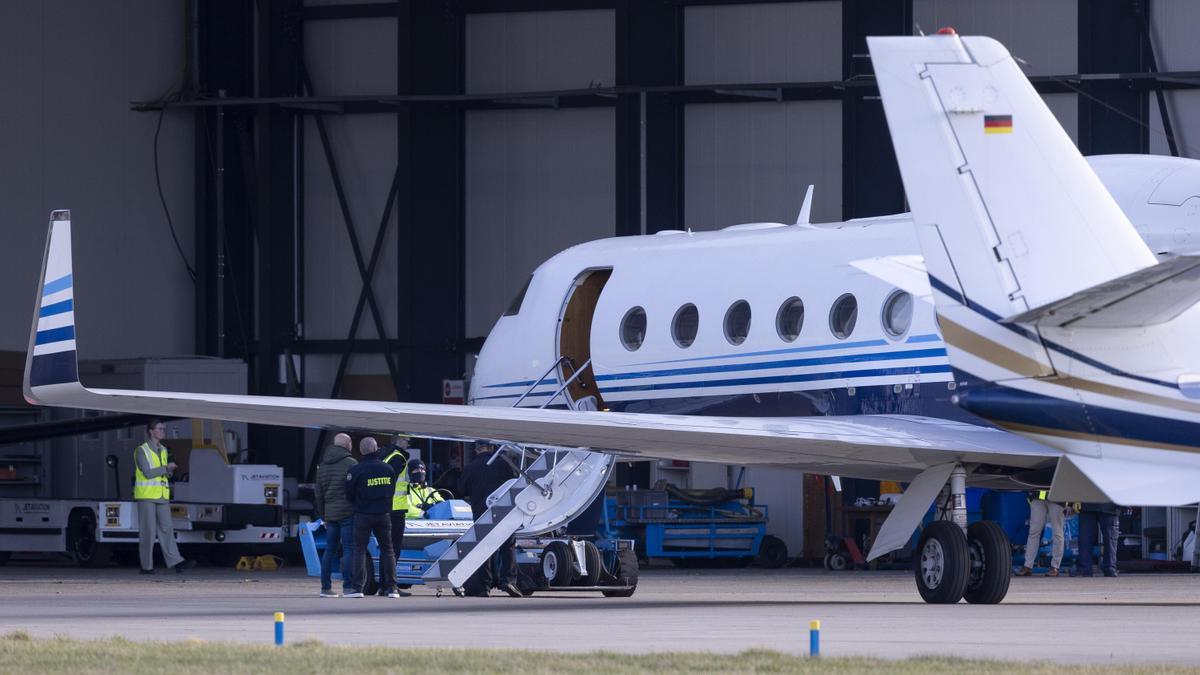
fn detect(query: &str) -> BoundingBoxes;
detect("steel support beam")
[195,2,254,361]
[250,0,305,478]
[616,0,682,236]
[841,0,910,220]
[1078,0,1150,155]
[398,1,466,405]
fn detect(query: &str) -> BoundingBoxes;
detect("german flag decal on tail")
[984,114,1013,134]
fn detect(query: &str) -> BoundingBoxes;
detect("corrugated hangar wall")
[301,17,401,392]
[0,2,194,358]
[1151,0,1200,156]
[683,2,844,231]
[464,10,617,338]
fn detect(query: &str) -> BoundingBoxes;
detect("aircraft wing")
[25,379,1060,481]
[26,214,1061,484]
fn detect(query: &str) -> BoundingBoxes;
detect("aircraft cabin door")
[555,269,611,411]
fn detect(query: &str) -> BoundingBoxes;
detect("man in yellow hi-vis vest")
[404,459,444,519]
[1017,490,1066,577]
[134,419,194,574]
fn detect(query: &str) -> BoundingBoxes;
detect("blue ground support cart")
[605,485,788,568]
[300,498,639,596]
[299,499,474,592]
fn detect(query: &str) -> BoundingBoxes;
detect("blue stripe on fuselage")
[474,365,951,402]
[956,376,1200,451]
[593,347,947,382]
[594,364,950,395]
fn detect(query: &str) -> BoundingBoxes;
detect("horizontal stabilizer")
[850,255,932,301]
[1049,454,1200,506]
[1003,255,1200,328]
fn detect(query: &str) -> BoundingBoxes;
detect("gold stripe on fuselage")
[938,317,1200,416]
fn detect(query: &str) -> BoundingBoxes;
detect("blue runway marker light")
[809,620,820,657]
[274,612,285,646]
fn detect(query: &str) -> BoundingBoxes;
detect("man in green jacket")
[315,433,357,597]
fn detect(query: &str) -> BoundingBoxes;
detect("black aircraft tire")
[542,541,576,587]
[602,548,638,598]
[68,509,112,568]
[756,535,788,569]
[580,541,603,587]
[963,520,1012,605]
[914,521,969,604]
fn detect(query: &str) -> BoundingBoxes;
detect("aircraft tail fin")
[868,34,1157,322]
[24,210,82,404]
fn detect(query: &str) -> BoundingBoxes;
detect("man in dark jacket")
[345,436,400,598]
[315,433,357,597]
[1074,502,1120,577]
[457,441,521,597]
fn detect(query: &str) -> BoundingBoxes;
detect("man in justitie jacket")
[345,436,400,598]
[315,433,356,597]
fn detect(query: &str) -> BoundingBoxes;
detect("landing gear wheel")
[964,520,1012,605]
[914,520,969,604]
[68,509,112,568]
[580,541,603,586]
[542,541,575,587]
[827,552,848,571]
[602,548,639,598]
[756,535,788,569]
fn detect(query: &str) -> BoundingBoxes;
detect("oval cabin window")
[672,304,699,348]
[829,294,858,339]
[882,290,913,338]
[776,297,804,342]
[620,307,647,351]
[724,300,752,345]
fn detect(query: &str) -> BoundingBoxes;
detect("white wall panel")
[0,2,193,357]
[1151,0,1200,71]
[914,0,1077,75]
[1151,90,1200,159]
[466,10,614,94]
[1150,0,1200,158]
[465,109,615,336]
[304,18,398,97]
[1043,93,1079,145]
[685,2,841,85]
[685,101,842,231]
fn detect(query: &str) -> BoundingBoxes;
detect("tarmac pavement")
[0,564,1196,664]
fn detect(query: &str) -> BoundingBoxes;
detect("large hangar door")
[556,269,611,410]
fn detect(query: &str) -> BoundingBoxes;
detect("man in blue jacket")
[345,436,400,598]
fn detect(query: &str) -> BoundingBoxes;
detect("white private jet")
[24,32,1200,604]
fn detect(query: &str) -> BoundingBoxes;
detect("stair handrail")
[512,355,573,409]
[539,357,592,410]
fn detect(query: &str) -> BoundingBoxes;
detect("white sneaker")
[387,592,401,598]
[319,590,339,598]
[342,591,364,598]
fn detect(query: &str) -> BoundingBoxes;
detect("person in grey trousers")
[133,419,195,574]
[315,433,358,597]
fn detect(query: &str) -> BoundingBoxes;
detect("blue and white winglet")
[26,210,79,392]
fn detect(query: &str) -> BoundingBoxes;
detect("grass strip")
[0,631,1188,674]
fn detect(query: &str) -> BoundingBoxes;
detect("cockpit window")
[503,276,533,316]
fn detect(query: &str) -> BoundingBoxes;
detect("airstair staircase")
[422,358,614,589]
